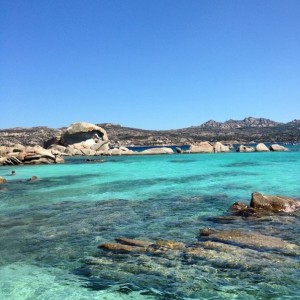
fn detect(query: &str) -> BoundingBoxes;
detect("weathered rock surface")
[189,142,230,153]
[199,228,298,251]
[189,142,214,153]
[175,147,183,153]
[250,192,300,213]
[229,192,300,216]
[44,122,110,156]
[237,145,255,152]
[270,144,289,151]
[0,145,64,165]
[61,122,108,145]
[255,143,270,152]
[213,142,230,152]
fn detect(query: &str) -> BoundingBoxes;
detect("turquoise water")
[0,151,300,299]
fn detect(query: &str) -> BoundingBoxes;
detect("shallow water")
[0,151,300,299]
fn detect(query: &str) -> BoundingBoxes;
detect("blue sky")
[1,0,300,129]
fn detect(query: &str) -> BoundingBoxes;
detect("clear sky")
[1,0,300,129]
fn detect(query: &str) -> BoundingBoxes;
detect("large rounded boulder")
[61,122,108,146]
[270,144,289,151]
[255,143,270,152]
[141,147,174,155]
[189,142,214,153]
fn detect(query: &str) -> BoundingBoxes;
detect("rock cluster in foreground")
[92,192,300,292]
[229,192,300,216]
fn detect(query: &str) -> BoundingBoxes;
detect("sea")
[0,145,300,299]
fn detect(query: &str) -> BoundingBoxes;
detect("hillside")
[0,117,299,147]
[100,117,300,146]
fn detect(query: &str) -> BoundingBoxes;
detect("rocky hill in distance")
[199,117,281,129]
[0,117,299,147]
[99,117,300,146]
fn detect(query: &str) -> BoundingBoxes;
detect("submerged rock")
[0,176,7,184]
[115,237,153,248]
[91,191,300,299]
[28,176,39,182]
[155,240,185,250]
[98,242,146,252]
[199,228,299,252]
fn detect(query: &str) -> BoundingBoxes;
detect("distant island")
[0,117,299,147]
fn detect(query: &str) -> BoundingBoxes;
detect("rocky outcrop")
[255,143,270,152]
[250,192,300,213]
[176,147,183,153]
[270,144,289,151]
[213,142,230,152]
[189,142,229,153]
[229,192,300,216]
[189,142,214,153]
[237,145,255,152]
[44,122,110,156]
[0,145,64,165]
[61,122,108,146]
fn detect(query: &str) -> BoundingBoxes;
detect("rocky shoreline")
[0,121,292,166]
